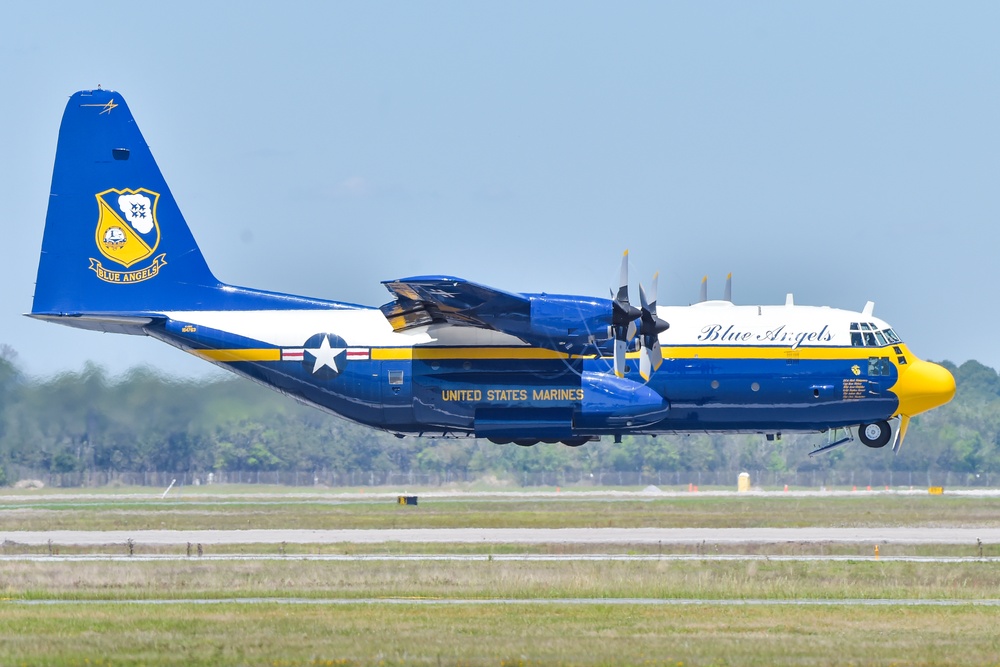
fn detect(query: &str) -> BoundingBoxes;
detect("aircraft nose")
[892,358,956,417]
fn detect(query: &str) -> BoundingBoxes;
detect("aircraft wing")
[380,276,531,333]
[381,276,615,355]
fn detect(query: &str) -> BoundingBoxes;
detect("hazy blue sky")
[2,2,998,378]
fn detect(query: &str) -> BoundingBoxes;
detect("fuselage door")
[380,360,414,425]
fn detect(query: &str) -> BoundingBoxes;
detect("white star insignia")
[306,336,346,374]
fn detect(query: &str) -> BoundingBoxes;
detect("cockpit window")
[850,324,903,347]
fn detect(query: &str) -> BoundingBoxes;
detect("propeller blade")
[724,272,732,302]
[614,337,628,378]
[699,276,708,303]
[639,344,653,381]
[639,338,663,381]
[636,273,669,380]
[610,250,641,377]
[616,250,630,305]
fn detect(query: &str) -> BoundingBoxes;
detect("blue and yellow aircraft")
[30,89,956,454]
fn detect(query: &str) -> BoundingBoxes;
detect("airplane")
[29,89,956,455]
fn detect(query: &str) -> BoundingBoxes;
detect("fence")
[7,467,996,490]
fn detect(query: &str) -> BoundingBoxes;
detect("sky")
[2,2,998,379]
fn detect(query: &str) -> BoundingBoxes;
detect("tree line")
[0,347,995,485]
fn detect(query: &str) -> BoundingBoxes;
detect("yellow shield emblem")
[94,188,161,268]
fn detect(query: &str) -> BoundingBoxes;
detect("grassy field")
[3,559,1000,601]
[3,488,1000,665]
[3,491,1000,532]
[3,603,1000,667]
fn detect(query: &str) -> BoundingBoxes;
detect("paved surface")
[1,553,996,563]
[3,526,999,546]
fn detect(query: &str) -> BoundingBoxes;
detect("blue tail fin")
[32,89,339,321]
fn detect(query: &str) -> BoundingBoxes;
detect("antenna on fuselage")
[724,273,732,302]
[699,276,708,303]
[785,294,794,306]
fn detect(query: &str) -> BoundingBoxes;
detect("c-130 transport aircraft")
[30,89,955,455]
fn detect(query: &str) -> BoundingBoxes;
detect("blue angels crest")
[89,187,167,283]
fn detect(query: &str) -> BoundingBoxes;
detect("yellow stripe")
[372,348,413,360]
[193,348,281,362]
[193,343,901,365]
[372,347,570,361]
[660,345,895,360]
[414,347,568,360]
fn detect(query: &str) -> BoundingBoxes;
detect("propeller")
[699,273,733,302]
[638,273,669,381]
[611,251,640,378]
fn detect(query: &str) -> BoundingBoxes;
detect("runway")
[4,526,999,546]
[1,553,997,563]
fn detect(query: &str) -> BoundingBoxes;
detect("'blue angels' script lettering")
[698,324,832,349]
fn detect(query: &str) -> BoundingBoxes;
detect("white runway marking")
[4,527,1000,546]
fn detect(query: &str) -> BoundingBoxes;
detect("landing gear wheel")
[859,421,892,448]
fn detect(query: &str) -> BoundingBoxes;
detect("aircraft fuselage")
[144,300,926,443]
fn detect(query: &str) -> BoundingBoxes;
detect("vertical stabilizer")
[33,89,219,315]
[32,89,339,318]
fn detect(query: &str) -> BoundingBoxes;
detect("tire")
[859,421,892,448]
[513,439,539,447]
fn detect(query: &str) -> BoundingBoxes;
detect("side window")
[851,332,864,346]
[880,358,892,376]
[868,357,880,376]
[388,370,404,386]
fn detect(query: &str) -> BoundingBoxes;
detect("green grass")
[2,602,1000,666]
[3,493,1000,531]
[3,559,1000,601]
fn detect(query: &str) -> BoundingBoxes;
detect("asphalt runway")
[4,526,1000,546]
[1,553,997,563]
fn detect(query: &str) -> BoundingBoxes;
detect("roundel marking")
[302,333,349,380]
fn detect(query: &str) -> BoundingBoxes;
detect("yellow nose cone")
[891,359,956,417]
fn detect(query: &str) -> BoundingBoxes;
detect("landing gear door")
[380,361,414,426]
